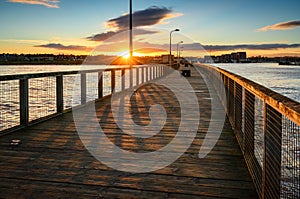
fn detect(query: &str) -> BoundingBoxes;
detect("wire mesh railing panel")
[124,69,130,90]
[86,73,98,102]
[281,117,300,199]
[114,70,122,93]
[63,74,80,109]
[132,68,137,87]
[0,80,20,131]
[234,83,243,149]
[255,96,265,167]
[28,77,56,122]
[102,71,111,96]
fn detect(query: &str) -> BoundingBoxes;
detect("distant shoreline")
[0,60,84,65]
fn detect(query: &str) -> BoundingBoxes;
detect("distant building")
[231,53,238,62]
[237,52,247,62]
[161,54,174,64]
[220,54,231,63]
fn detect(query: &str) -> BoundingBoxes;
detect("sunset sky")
[0,0,300,57]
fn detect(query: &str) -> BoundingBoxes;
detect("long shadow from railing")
[196,64,300,199]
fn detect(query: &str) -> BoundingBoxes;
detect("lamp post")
[169,29,180,67]
[129,0,133,88]
[179,46,183,62]
[129,0,133,67]
[177,41,183,67]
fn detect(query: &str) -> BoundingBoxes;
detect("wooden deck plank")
[0,67,258,198]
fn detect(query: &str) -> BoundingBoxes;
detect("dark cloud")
[86,6,181,42]
[86,31,119,42]
[106,6,174,30]
[258,20,300,31]
[86,29,159,42]
[35,43,92,51]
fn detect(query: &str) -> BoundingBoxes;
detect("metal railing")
[197,64,300,199]
[0,65,169,134]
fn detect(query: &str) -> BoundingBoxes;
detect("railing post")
[130,68,133,88]
[229,79,235,126]
[158,66,161,77]
[141,67,144,83]
[150,66,153,80]
[98,71,103,99]
[121,69,125,91]
[146,67,149,82]
[56,75,63,113]
[111,70,115,93]
[136,67,139,85]
[81,73,86,104]
[244,90,255,157]
[19,78,29,126]
[262,104,282,199]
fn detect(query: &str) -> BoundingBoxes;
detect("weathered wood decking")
[0,67,258,198]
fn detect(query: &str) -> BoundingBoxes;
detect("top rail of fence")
[0,65,152,81]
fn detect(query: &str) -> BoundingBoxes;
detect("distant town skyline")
[0,0,300,57]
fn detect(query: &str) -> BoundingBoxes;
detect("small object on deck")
[178,62,192,77]
[10,139,21,146]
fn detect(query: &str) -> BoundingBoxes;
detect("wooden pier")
[0,67,258,198]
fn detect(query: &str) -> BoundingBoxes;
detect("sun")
[122,53,130,59]
[121,51,144,59]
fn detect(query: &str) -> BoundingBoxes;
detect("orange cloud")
[257,20,300,31]
[158,12,183,25]
[7,0,59,8]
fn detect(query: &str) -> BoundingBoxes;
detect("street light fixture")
[169,28,180,67]
[177,41,183,67]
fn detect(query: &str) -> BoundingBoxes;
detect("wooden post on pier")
[81,73,86,104]
[56,75,64,113]
[20,78,29,126]
[98,71,103,99]
[121,69,125,91]
[136,68,139,85]
[141,67,144,83]
[111,70,116,93]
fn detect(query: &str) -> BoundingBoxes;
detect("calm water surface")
[0,65,108,75]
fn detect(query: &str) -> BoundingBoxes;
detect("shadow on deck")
[0,67,258,198]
